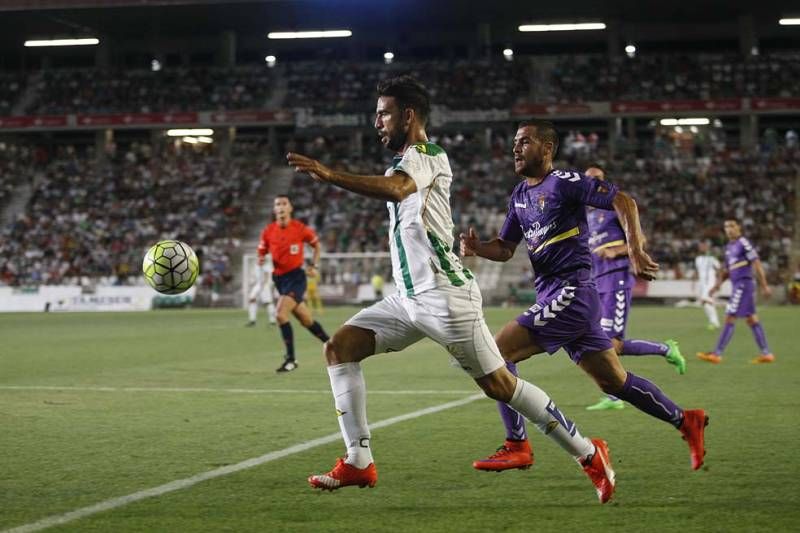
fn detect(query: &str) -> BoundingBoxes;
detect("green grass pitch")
[1,306,798,532]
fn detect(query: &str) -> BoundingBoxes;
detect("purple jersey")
[499,169,618,292]
[725,236,759,282]
[587,207,633,292]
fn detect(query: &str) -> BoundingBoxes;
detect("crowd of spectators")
[0,130,795,291]
[26,67,274,115]
[286,131,797,285]
[608,148,797,283]
[284,60,529,112]
[0,142,269,290]
[0,52,796,116]
[546,52,800,103]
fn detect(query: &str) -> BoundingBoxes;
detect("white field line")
[0,385,474,395]
[2,393,485,533]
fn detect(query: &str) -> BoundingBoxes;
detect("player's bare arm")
[286,152,417,202]
[307,240,322,277]
[752,259,773,298]
[612,191,658,280]
[596,243,629,260]
[459,227,516,262]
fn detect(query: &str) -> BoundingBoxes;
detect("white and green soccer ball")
[142,240,200,294]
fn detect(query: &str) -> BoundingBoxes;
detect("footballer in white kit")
[245,256,276,326]
[287,75,615,503]
[694,241,721,329]
[343,142,500,375]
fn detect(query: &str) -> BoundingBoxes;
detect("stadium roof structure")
[0,0,798,61]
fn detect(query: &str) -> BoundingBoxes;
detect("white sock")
[248,301,257,322]
[266,302,276,323]
[508,378,594,460]
[328,363,373,468]
[704,302,719,327]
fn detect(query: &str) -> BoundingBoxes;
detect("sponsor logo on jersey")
[588,230,609,247]
[523,221,555,242]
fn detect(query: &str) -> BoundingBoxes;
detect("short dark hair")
[518,119,560,153]
[275,194,291,202]
[377,75,431,125]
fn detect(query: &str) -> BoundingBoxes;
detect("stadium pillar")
[477,23,491,60]
[219,126,234,159]
[96,129,113,162]
[738,15,758,57]
[605,20,621,59]
[352,130,363,158]
[626,118,636,152]
[96,37,111,68]
[219,31,236,67]
[607,118,618,158]
[739,114,758,151]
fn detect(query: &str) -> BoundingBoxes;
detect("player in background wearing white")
[245,255,277,327]
[287,75,615,503]
[694,240,721,330]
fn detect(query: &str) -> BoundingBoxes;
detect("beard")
[386,127,407,152]
[518,157,544,177]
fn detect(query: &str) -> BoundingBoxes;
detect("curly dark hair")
[377,75,431,125]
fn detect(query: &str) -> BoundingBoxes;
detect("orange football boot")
[696,352,722,364]
[679,409,709,471]
[472,439,533,472]
[581,438,616,504]
[308,458,377,491]
[751,353,775,364]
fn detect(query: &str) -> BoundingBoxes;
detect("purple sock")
[714,322,735,355]
[621,339,669,356]
[615,372,684,428]
[499,361,527,440]
[750,322,770,354]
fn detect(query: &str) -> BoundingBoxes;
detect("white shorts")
[248,280,274,304]
[345,280,505,379]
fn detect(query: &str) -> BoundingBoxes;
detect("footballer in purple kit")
[697,219,775,364]
[583,165,686,412]
[460,119,708,474]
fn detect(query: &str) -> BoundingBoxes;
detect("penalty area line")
[2,393,484,533]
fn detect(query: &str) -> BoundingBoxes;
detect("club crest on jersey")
[537,193,546,213]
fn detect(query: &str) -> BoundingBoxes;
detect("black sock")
[307,321,330,342]
[279,322,295,360]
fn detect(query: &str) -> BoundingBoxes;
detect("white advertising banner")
[0,286,196,312]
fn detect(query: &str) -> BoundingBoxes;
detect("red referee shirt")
[257,219,319,276]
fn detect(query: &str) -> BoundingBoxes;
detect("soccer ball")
[142,240,199,294]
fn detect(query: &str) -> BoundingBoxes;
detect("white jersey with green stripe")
[387,142,473,296]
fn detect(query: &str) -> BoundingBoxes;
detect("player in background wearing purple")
[463,120,707,474]
[697,219,775,364]
[583,165,686,412]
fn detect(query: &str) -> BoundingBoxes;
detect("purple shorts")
[516,281,613,364]
[598,288,631,339]
[726,278,756,317]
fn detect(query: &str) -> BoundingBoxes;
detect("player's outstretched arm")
[287,152,416,202]
[612,191,658,280]
[459,227,516,262]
